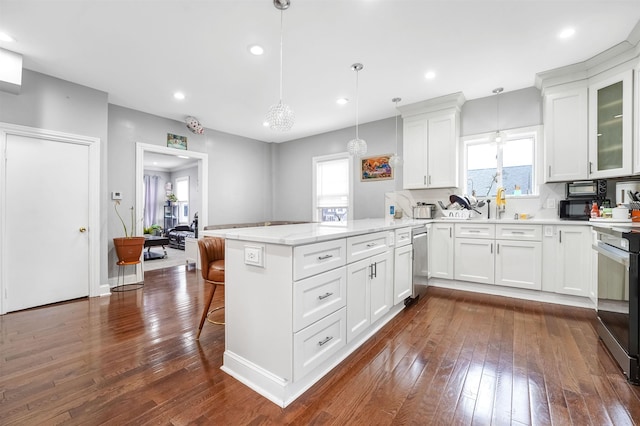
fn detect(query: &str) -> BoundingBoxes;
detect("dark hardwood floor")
[1,266,639,425]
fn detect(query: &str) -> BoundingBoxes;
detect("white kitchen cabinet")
[454,238,494,284]
[393,243,413,305]
[494,240,542,290]
[402,112,458,189]
[400,93,464,190]
[634,64,640,174]
[543,225,592,297]
[184,236,200,270]
[588,69,633,178]
[429,222,454,279]
[346,250,393,343]
[543,83,589,182]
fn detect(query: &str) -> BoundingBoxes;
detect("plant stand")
[112,260,144,292]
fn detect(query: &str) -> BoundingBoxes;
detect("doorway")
[0,123,101,314]
[135,143,208,274]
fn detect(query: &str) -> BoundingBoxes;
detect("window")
[175,176,189,224]
[312,153,353,222]
[463,126,540,198]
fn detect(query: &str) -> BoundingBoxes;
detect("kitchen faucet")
[496,187,506,219]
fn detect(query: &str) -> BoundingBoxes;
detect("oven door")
[594,239,639,383]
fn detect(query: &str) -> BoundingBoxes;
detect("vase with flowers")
[113,200,145,263]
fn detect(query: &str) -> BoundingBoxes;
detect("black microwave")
[566,180,607,199]
[559,198,606,220]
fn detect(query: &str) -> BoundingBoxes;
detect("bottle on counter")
[591,201,600,218]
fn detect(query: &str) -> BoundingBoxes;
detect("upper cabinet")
[588,69,633,178]
[543,82,589,182]
[399,93,465,190]
[537,40,638,181]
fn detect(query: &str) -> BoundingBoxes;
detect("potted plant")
[113,200,146,263]
[166,192,178,205]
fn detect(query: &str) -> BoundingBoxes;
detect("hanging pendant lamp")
[389,97,403,168]
[491,87,506,143]
[346,63,367,157]
[265,0,295,132]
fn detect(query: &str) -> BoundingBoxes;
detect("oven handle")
[593,241,630,267]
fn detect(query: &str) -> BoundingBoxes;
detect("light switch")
[546,198,556,209]
[244,245,264,267]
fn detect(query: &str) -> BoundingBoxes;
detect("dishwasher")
[408,225,429,305]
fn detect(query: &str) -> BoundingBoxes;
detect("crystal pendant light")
[491,87,507,143]
[265,0,295,132]
[346,63,367,157]
[389,97,403,168]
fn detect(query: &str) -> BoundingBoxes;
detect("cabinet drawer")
[455,223,495,239]
[293,267,347,332]
[496,224,542,241]
[394,227,412,247]
[293,307,346,381]
[294,239,347,281]
[347,231,390,264]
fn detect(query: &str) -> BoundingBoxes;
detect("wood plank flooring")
[1,266,639,425]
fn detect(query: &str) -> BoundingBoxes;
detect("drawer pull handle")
[510,231,525,234]
[468,230,480,233]
[318,336,333,346]
[366,243,377,248]
[318,292,333,300]
[317,254,333,260]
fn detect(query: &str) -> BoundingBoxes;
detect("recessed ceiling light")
[0,32,15,42]
[263,121,270,127]
[249,45,264,55]
[424,71,436,80]
[336,98,349,105]
[558,27,575,39]
[173,92,185,100]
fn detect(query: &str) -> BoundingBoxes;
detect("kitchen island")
[202,219,425,407]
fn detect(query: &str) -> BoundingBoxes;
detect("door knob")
[79,227,87,232]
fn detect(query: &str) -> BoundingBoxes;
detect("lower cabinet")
[494,239,542,290]
[430,222,454,279]
[393,243,413,305]
[542,225,592,297]
[454,238,494,284]
[346,251,393,343]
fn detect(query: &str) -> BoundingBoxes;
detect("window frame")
[311,152,353,222]
[461,125,542,199]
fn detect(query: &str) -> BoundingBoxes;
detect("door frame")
[135,142,208,276]
[0,122,101,315]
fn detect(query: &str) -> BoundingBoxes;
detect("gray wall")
[273,116,403,221]
[0,69,111,287]
[461,86,542,136]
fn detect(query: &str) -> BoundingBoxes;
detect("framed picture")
[361,154,393,181]
[167,133,187,150]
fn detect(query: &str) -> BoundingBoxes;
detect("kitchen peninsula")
[203,219,425,407]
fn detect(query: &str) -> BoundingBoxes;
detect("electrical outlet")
[244,245,264,267]
[546,198,556,209]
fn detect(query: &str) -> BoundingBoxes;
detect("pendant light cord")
[279,10,284,102]
[394,99,399,152]
[355,69,359,140]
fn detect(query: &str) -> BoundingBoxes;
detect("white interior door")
[4,134,90,311]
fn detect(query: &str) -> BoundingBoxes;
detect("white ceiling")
[1,1,639,143]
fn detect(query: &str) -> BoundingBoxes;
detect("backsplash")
[385,183,565,220]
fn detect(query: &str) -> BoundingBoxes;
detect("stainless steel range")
[593,224,640,384]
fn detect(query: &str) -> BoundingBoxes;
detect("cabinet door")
[393,244,413,305]
[588,69,633,178]
[543,86,588,182]
[556,226,591,297]
[495,240,542,290]
[427,113,458,188]
[370,251,393,324]
[454,238,494,284]
[346,258,371,343]
[430,223,454,279]
[403,116,428,189]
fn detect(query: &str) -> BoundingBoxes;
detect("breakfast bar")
[203,219,424,407]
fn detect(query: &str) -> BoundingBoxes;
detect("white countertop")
[201,217,600,246]
[202,218,429,245]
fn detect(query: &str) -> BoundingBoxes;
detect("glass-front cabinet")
[588,69,633,178]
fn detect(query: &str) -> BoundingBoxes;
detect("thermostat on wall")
[111,191,122,200]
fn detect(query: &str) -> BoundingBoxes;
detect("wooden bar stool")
[196,237,225,339]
